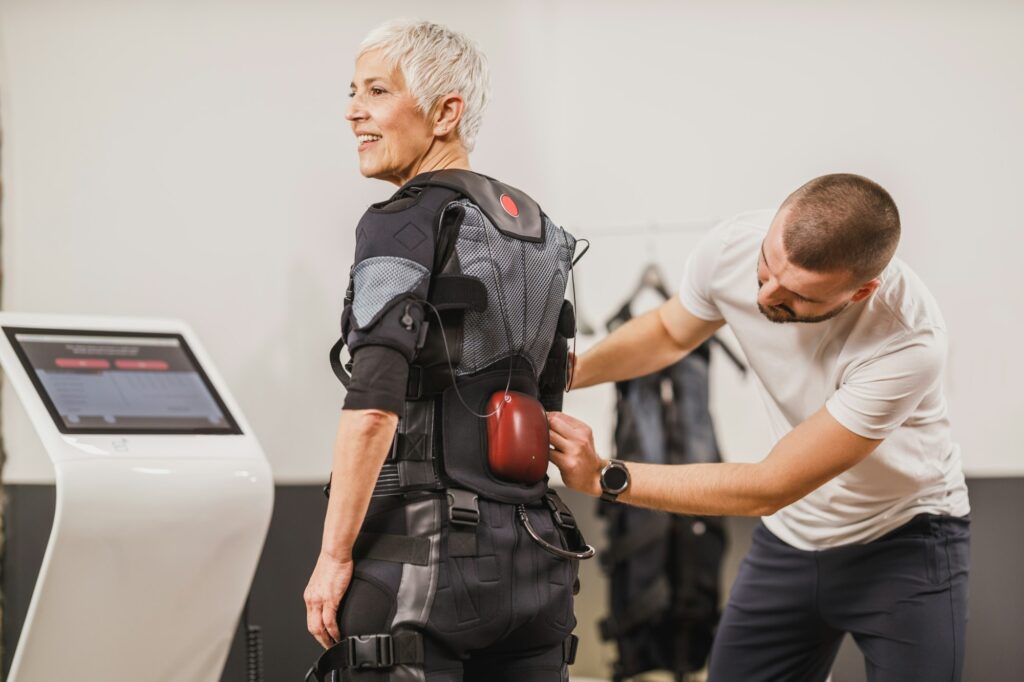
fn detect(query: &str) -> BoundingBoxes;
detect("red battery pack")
[486,391,550,484]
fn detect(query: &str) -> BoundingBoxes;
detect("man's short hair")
[359,19,490,152]
[781,174,901,283]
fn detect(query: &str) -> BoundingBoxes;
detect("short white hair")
[359,19,490,152]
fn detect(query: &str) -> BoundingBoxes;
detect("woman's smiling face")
[346,49,436,185]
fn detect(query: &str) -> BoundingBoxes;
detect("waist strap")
[372,400,440,497]
[307,631,425,680]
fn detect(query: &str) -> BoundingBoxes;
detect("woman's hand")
[548,412,604,497]
[304,552,355,649]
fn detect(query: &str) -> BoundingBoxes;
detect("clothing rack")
[566,218,720,338]
[569,219,718,238]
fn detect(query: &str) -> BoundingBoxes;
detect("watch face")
[603,464,629,493]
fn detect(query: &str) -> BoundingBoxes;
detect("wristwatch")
[599,459,631,502]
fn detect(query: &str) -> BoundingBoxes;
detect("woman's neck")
[392,142,471,186]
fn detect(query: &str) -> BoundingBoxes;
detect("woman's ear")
[433,93,465,137]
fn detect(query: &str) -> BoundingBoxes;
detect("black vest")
[599,342,727,680]
[332,170,577,504]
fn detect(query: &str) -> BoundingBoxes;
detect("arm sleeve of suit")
[342,345,409,414]
[339,192,438,412]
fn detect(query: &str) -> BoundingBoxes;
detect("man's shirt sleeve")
[825,329,947,440]
[678,221,728,321]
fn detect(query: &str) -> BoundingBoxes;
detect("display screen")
[3,327,242,435]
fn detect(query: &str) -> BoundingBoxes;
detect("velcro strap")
[544,491,577,529]
[399,461,438,488]
[599,576,671,640]
[328,335,351,388]
[394,432,431,462]
[430,274,488,312]
[353,533,430,566]
[406,365,455,399]
[543,490,595,558]
[448,526,478,557]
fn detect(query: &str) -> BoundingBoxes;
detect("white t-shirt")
[679,210,970,550]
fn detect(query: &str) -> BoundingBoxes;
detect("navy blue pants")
[708,514,970,682]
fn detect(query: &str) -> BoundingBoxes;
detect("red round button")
[500,194,519,217]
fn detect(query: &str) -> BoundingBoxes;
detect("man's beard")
[757,301,849,324]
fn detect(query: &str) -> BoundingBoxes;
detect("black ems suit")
[598,341,727,681]
[312,170,590,682]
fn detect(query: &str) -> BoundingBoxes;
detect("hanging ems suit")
[599,303,743,681]
[309,170,594,682]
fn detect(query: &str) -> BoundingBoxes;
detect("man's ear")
[433,93,465,137]
[850,278,881,303]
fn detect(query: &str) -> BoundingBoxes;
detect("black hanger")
[630,263,671,302]
[606,262,671,331]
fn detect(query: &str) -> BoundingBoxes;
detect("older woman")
[304,20,590,682]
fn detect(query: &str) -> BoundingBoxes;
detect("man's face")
[345,50,435,185]
[755,208,867,324]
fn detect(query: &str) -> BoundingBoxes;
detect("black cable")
[562,235,590,391]
[516,505,596,560]
[422,299,511,419]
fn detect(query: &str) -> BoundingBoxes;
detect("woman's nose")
[345,96,364,122]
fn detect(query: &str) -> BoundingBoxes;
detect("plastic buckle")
[347,634,394,670]
[545,494,576,529]
[447,489,480,526]
[563,634,579,665]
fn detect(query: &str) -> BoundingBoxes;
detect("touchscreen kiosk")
[0,313,273,682]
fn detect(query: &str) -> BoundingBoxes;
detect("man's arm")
[549,406,881,516]
[572,297,723,390]
[304,408,397,649]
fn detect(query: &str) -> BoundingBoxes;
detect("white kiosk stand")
[0,313,274,682]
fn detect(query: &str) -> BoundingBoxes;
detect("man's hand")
[548,412,604,497]
[304,552,354,649]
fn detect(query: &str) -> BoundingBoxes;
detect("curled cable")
[516,505,596,560]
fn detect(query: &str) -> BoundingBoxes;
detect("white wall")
[1,0,1021,482]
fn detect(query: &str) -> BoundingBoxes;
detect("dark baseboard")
[2,480,1022,681]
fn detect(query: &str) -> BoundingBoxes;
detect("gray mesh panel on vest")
[453,200,576,377]
[352,256,429,328]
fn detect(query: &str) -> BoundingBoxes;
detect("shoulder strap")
[404,169,545,243]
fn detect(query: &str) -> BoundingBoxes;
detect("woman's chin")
[358,160,394,182]
[357,160,377,178]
